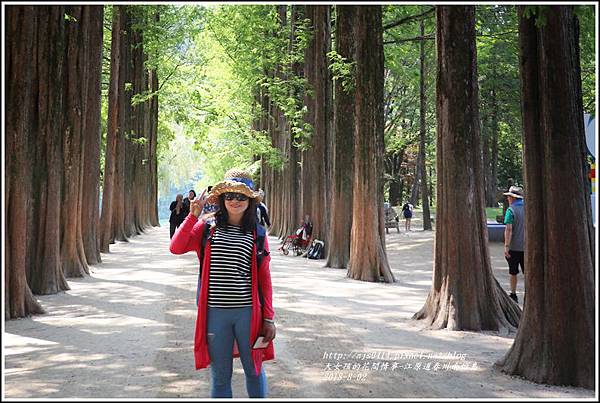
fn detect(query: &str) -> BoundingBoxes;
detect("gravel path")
[3,224,595,399]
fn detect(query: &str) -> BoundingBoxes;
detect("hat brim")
[206,180,260,205]
[503,192,523,198]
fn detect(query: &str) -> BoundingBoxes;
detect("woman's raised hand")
[191,189,207,218]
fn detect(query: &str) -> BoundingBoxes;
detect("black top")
[257,203,271,227]
[169,201,187,224]
[182,198,191,216]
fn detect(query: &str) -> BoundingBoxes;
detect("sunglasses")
[223,192,249,202]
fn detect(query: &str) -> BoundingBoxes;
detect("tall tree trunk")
[485,82,500,207]
[5,6,47,318]
[347,6,394,283]
[428,167,434,206]
[61,5,89,278]
[389,181,400,206]
[149,66,160,227]
[289,5,304,235]
[482,115,491,205]
[130,23,146,235]
[326,5,355,269]
[385,151,404,206]
[301,6,314,236]
[29,6,70,295]
[418,17,432,230]
[413,6,520,329]
[497,6,594,389]
[489,87,500,206]
[409,160,421,206]
[301,5,331,244]
[99,6,122,253]
[81,6,104,265]
[148,11,160,228]
[112,6,130,243]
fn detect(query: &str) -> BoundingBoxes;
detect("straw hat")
[503,185,523,199]
[206,169,261,205]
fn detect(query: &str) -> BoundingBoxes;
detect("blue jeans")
[206,307,268,398]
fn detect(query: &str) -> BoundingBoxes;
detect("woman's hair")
[214,194,257,233]
[189,189,197,198]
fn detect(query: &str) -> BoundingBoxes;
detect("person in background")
[503,185,525,304]
[294,215,312,241]
[256,189,271,228]
[169,193,185,239]
[182,189,197,217]
[170,169,275,398]
[401,201,414,232]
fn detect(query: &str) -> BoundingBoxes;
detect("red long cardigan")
[169,213,275,375]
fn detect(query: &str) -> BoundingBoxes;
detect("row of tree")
[217,4,594,389]
[6,5,160,319]
[4,4,594,389]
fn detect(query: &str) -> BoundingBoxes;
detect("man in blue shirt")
[503,185,525,303]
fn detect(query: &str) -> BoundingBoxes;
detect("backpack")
[196,223,269,306]
[307,239,325,260]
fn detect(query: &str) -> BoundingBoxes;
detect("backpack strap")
[199,223,213,275]
[255,223,269,307]
[256,223,269,265]
[196,223,213,307]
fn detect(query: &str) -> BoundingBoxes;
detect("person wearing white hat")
[503,185,525,304]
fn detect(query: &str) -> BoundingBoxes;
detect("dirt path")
[3,224,594,399]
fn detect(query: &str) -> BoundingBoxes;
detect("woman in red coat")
[170,169,275,398]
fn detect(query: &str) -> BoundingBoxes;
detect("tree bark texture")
[147,11,161,227]
[61,6,90,278]
[301,5,331,244]
[418,17,432,230]
[80,6,104,265]
[99,6,159,250]
[289,5,304,235]
[413,6,520,330]
[28,6,70,294]
[326,5,355,269]
[409,161,421,206]
[497,6,595,389]
[149,65,160,227]
[260,5,288,240]
[5,6,47,318]
[6,5,103,316]
[112,6,131,243]
[99,6,122,252]
[347,6,395,283]
[130,24,147,236]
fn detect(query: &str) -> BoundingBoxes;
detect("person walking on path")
[182,189,197,217]
[256,189,271,228]
[503,185,525,304]
[170,169,276,398]
[401,201,414,232]
[169,194,186,239]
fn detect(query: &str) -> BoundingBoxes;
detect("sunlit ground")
[3,218,592,399]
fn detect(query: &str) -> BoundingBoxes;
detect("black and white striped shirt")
[208,224,254,308]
